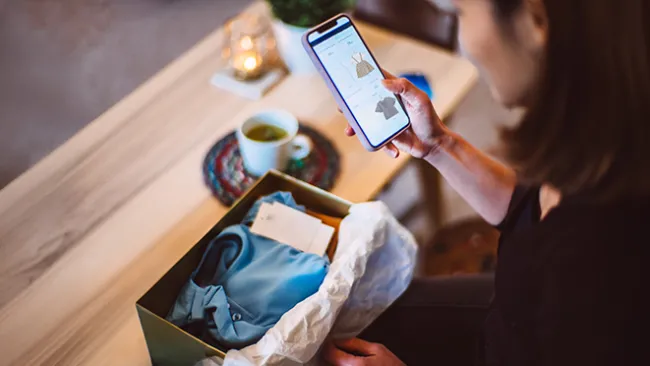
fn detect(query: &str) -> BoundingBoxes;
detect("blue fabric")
[167,193,328,349]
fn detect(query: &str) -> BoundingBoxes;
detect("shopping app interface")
[311,22,409,147]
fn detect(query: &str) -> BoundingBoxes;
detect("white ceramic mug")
[236,110,312,176]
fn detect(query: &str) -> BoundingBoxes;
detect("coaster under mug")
[203,124,340,206]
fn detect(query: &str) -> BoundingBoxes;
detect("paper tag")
[309,224,335,257]
[251,202,328,255]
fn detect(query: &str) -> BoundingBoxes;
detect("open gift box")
[136,170,351,365]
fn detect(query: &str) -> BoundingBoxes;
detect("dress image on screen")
[351,52,374,78]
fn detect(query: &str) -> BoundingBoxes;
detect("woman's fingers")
[344,126,398,157]
[344,125,356,136]
[381,68,397,80]
[383,142,400,158]
[382,78,427,107]
[333,338,380,356]
[323,340,365,366]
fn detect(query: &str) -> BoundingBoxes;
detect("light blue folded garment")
[167,193,329,349]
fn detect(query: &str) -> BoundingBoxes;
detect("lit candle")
[243,54,258,70]
[233,50,263,80]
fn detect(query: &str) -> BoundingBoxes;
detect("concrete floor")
[0,0,520,232]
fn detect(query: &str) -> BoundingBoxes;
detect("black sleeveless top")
[484,186,650,366]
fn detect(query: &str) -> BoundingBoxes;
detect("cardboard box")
[137,170,351,365]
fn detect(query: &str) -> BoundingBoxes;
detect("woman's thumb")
[382,78,425,105]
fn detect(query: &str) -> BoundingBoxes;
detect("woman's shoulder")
[499,188,650,278]
[536,194,650,277]
[543,193,650,236]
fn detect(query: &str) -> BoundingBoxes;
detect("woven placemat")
[203,124,340,206]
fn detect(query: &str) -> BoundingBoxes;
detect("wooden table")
[0,3,477,365]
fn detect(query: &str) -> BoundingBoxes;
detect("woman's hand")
[323,338,405,366]
[344,71,449,159]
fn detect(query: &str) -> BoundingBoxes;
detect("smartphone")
[302,15,411,151]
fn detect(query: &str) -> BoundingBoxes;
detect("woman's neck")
[540,184,561,220]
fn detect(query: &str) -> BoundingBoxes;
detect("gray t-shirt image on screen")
[375,97,399,120]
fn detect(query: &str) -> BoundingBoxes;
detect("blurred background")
[0,0,521,275]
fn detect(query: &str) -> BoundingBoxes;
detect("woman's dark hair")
[495,0,650,200]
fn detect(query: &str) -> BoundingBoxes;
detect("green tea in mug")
[245,124,288,142]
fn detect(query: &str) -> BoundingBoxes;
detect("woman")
[324,0,650,365]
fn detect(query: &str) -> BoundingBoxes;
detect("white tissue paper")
[198,202,418,366]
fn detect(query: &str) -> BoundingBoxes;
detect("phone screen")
[307,17,410,148]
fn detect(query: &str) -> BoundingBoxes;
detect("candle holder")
[212,12,284,100]
[226,13,271,81]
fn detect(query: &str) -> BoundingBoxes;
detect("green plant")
[267,0,357,28]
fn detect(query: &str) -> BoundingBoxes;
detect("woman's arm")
[425,127,517,225]
[376,76,517,225]
[345,75,518,225]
